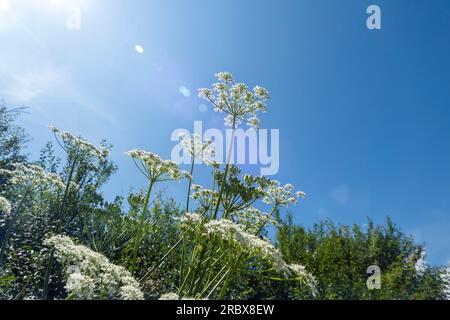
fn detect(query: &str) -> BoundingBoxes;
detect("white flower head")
[205,219,288,272]
[263,181,306,207]
[178,212,205,233]
[0,163,70,191]
[0,196,12,216]
[159,293,180,300]
[126,149,184,182]
[49,126,109,160]
[191,184,218,209]
[45,235,143,300]
[179,134,215,163]
[198,72,270,129]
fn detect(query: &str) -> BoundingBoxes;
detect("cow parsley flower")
[0,163,69,191]
[204,219,288,272]
[66,272,96,299]
[191,184,218,209]
[198,72,269,128]
[263,181,306,207]
[179,133,215,163]
[159,293,180,300]
[179,212,205,232]
[0,196,11,216]
[287,264,317,292]
[126,149,187,182]
[230,207,276,232]
[443,264,450,300]
[49,126,109,160]
[45,235,144,300]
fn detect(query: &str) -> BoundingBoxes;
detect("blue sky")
[1,0,449,265]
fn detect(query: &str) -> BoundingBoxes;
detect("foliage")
[0,101,29,191]
[276,214,449,300]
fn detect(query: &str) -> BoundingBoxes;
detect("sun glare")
[0,0,10,12]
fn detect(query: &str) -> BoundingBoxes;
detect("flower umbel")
[0,196,11,216]
[263,181,306,207]
[179,133,215,163]
[0,163,69,191]
[44,235,144,300]
[198,72,270,128]
[49,126,109,160]
[126,149,188,182]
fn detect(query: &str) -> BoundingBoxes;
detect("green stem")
[254,205,278,236]
[180,157,195,283]
[130,179,155,273]
[42,156,78,300]
[212,118,236,220]
[139,237,183,282]
[185,157,195,213]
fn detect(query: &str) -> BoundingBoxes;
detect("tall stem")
[212,118,236,220]
[42,156,78,299]
[130,179,155,273]
[185,157,195,213]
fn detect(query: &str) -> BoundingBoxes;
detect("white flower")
[179,212,205,232]
[230,207,277,232]
[49,126,109,160]
[66,272,96,300]
[179,133,215,163]
[198,72,270,129]
[414,249,427,274]
[45,235,143,300]
[191,184,218,209]
[0,163,70,191]
[204,219,288,272]
[126,149,185,182]
[263,181,306,207]
[443,264,450,300]
[288,264,317,293]
[0,196,11,216]
[119,285,145,300]
[247,117,260,129]
[159,293,180,300]
[215,72,234,83]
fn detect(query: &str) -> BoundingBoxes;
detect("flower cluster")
[179,212,204,232]
[159,293,180,300]
[230,207,276,232]
[263,181,306,207]
[126,149,190,182]
[179,133,215,163]
[49,126,109,160]
[0,196,11,216]
[158,293,203,300]
[287,264,317,292]
[198,72,270,129]
[204,219,287,272]
[0,163,69,191]
[191,184,218,209]
[44,235,143,300]
[443,265,450,300]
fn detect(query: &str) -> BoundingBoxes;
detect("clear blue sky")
[1,0,449,265]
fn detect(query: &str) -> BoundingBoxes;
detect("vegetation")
[0,74,448,300]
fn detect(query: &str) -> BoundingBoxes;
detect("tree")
[0,101,29,190]
[275,214,448,300]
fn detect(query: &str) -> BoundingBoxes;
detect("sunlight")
[0,0,10,12]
